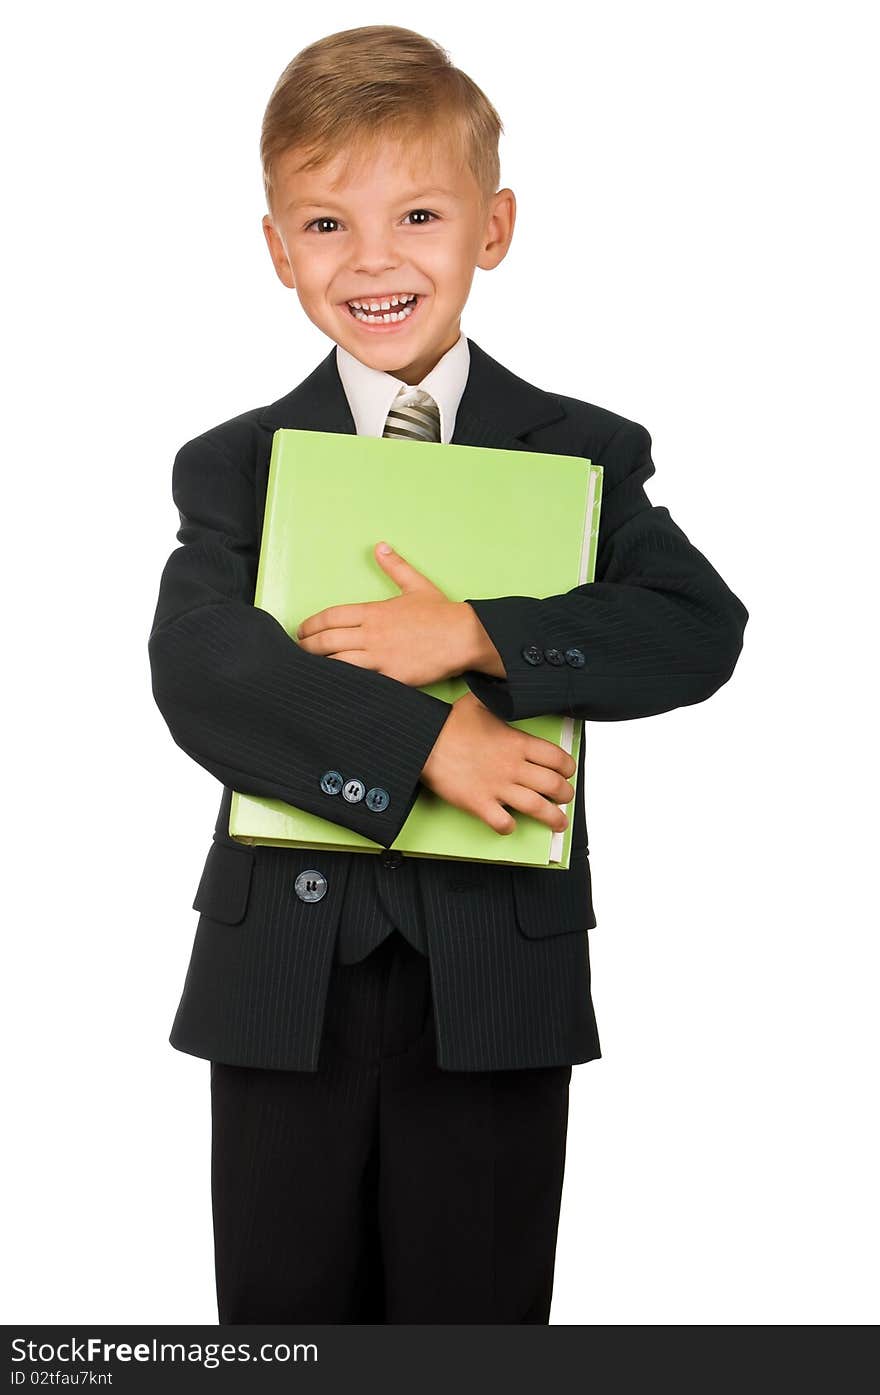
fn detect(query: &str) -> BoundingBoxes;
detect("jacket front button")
[522,644,544,665]
[320,770,344,795]
[544,647,565,665]
[564,646,586,667]
[366,786,390,812]
[380,849,403,868]
[294,869,328,902]
[342,778,366,803]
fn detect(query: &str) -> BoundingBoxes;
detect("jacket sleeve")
[461,419,748,722]
[148,431,452,849]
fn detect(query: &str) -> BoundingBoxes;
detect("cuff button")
[522,644,544,665]
[564,646,586,667]
[320,770,344,795]
[366,786,390,812]
[544,647,565,665]
[342,778,366,803]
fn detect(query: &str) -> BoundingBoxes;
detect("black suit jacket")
[148,337,747,1072]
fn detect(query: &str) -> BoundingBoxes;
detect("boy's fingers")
[374,541,435,591]
[523,732,577,776]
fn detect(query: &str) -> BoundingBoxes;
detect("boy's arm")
[460,419,748,722]
[148,432,452,848]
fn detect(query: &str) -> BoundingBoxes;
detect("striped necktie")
[382,386,442,443]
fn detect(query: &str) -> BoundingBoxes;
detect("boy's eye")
[304,209,439,233]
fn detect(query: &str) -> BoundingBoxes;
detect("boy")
[149,24,747,1324]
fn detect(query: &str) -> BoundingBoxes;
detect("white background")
[3,0,877,1326]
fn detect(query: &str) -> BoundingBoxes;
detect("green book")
[229,429,603,869]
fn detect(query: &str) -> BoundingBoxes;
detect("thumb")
[374,541,436,593]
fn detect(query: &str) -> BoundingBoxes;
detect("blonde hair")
[260,25,503,216]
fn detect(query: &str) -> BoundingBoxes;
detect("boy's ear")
[262,215,295,290]
[476,188,516,273]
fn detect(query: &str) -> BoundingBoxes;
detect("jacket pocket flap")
[512,847,597,938]
[192,840,255,926]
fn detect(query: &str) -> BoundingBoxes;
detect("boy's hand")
[421,691,575,836]
[295,542,500,685]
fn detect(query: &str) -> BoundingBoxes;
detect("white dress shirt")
[335,331,470,444]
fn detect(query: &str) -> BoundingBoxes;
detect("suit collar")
[258,336,566,451]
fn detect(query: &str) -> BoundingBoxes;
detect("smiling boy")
[149,25,747,1324]
[264,136,490,399]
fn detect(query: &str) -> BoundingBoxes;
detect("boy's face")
[262,135,515,384]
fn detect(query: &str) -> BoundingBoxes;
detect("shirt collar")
[335,331,470,444]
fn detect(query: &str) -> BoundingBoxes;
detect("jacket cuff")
[461,596,582,721]
[309,685,453,849]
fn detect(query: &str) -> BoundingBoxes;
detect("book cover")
[229,429,602,869]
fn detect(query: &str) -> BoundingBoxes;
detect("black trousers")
[210,929,572,1323]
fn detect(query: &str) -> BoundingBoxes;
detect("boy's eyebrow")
[288,186,461,212]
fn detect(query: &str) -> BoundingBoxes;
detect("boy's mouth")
[339,293,426,332]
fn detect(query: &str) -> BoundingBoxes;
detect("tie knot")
[400,386,434,406]
[383,386,441,443]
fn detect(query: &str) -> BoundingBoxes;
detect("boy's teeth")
[347,294,420,324]
[348,293,417,310]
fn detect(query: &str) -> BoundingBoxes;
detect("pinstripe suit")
[149,334,746,1322]
[149,336,747,1074]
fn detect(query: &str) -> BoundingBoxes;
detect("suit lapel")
[258,336,567,450]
